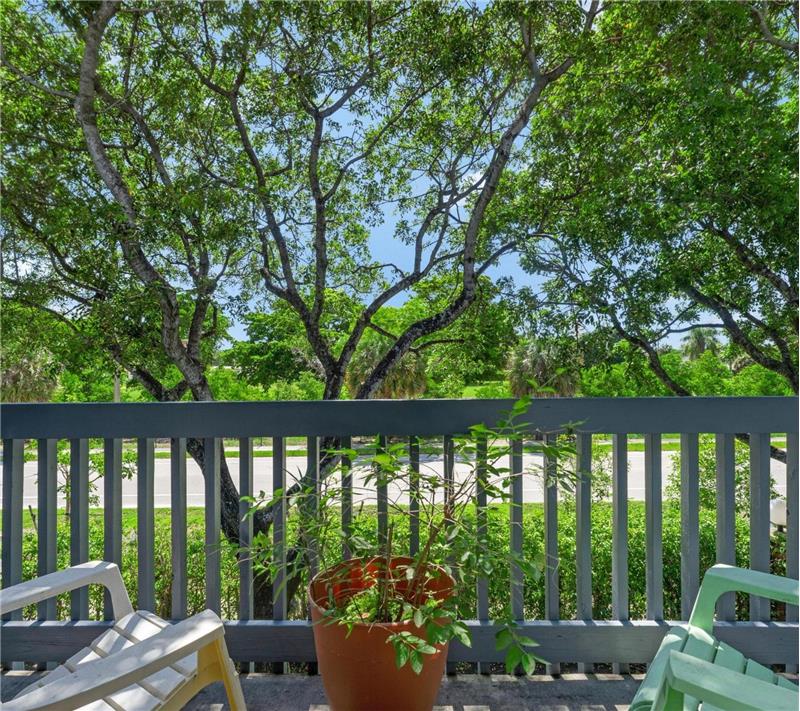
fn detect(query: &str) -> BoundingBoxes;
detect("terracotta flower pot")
[308,556,454,711]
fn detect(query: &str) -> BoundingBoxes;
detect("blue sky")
[226,188,547,343]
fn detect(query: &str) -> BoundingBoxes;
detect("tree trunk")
[183,437,297,625]
[185,437,241,543]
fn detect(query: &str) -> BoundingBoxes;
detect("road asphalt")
[9,447,788,510]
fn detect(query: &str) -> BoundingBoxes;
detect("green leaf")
[505,646,522,672]
[452,622,471,647]
[372,453,395,469]
[395,643,409,669]
[520,651,535,675]
[495,627,513,650]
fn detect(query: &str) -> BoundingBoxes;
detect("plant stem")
[378,522,394,622]
[410,517,444,606]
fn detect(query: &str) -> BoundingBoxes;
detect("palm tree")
[506,339,579,398]
[1,351,60,402]
[729,353,755,374]
[345,337,427,399]
[681,328,722,361]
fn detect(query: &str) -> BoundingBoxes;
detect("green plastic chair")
[631,564,799,711]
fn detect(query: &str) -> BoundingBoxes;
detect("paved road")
[10,449,787,510]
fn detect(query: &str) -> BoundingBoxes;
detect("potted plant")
[247,396,578,711]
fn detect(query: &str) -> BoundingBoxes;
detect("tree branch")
[75,0,213,401]
[744,0,799,55]
[703,221,797,305]
[0,57,75,100]
[684,284,797,392]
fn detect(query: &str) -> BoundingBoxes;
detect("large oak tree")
[2,0,600,613]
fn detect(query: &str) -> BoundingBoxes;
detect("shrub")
[266,372,325,400]
[19,509,240,621]
[18,502,781,623]
[665,434,778,514]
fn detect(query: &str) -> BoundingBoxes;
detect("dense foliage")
[2,1,794,406]
[29,337,791,402]
[15,501,781,631]
[2,0,601,407]
[2,0,794,631]
[578,343,793,398]
[508,1,798,395]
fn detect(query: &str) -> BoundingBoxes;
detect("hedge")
[13,500,785,625]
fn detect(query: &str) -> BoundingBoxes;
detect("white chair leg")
[196,638,247,710]
[217,640,246,710]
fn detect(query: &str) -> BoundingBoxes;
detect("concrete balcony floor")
[3,670,645,710]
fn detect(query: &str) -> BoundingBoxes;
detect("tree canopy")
[2,1,796,591]
[506,1,798,394]
[1,0,604,599]
[2,0,600,406]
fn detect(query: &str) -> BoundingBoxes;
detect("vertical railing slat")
[680,433,699,621]
[307,436,320,676]
[612,433,628,674]
[38,439,58,622]
[272,436,287,621]
[272,436,287,675]
[443,434,458,676]
[239,437,254,622]
[575,432,593,674]
[71,438,90,620]
[476,434,489,675]
[137,438,155,613]
[340,436,353,560]
[510,438,524,620]
[3,439,24,669]
[376,435,388,546]
[543,433,560,675]
[103,438,122,621]
[306,436,320,579]
[409,436,420,556]
[2,439,24,625]
[786,431,798,673]
[444,435,455,527]
[715,433,736,620]
[171,438,187,620]
[508,438,524,674]
[645,433,663,622]
[476,434,489,621]
[749,432,771,621]
[203,437,221,614]
[787,432,798,606]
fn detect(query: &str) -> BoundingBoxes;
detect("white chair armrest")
[0,562,133,619]
[2,610,226,711]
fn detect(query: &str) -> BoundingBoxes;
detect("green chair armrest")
[689,565,799,632]
[654,650,798,711]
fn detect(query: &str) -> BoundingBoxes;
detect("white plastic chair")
[0,561,246,710]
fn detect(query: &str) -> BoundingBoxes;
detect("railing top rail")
[1,397,796,439]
